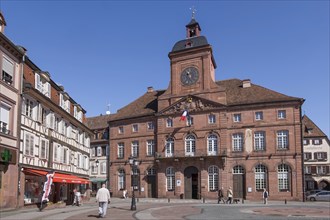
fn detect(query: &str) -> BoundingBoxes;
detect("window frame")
[166,118,173,128]
[132,124,138,132]
[131,141,139,157]
[233,113,241,122]
[255,164,267,191]
[278,164,290,192]
[0,101,11,135]
[254,131,266,151]
[166,167,175,191]
[208,165,219,191]
[255,111,263,121]
[117,142,124,159]
[207,134,218,156]
[165,137,174,157]
[277,130,289,150]
[185,134,196,156]
[146,140,155,157]
[208,114,216,124]
[232,133,243,152]
[277,110,286,119]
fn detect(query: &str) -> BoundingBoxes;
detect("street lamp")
[128,156,139,211]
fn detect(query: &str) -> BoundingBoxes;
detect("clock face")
[180,67,199,86]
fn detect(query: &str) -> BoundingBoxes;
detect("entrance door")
[147,168,157,198]
[233,174,245,198]
[147,175,156,198]
[184,166,199,199]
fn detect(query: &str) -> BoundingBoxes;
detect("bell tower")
[158,10,225,111]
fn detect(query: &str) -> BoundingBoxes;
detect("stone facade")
[99,18,305,201]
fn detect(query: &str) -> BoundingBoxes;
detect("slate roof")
[302,115,327,138]
[186,18,201,30]
[171,36,209,52]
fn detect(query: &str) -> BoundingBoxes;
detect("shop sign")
[0,146,16,164]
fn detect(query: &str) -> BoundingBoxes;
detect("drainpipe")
[17,53,25,209]
[300,104,306,202]
[106,126,110,190]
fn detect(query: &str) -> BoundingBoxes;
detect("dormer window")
[60,92,70,113]
[35,72,51,98]
[2,56,14,85]
[74,105,83,122]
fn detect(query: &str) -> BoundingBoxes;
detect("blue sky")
[2,1,329,136]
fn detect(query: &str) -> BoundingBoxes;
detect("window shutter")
[323,152,327,159]
[3,57,14,76]
[35,73,40,90]
[47,82,51,97]
[46,140,49,159]
[311,166,316,174]
[313,152,317,160]
[24,133,29,155]
[0,103,10,124]
[30,134,34,156]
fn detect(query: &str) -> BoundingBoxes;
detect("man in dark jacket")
[218,187,225,204]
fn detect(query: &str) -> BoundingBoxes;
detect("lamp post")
[128,156,139,211]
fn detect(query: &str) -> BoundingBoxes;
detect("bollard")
[137,198,139,202]
[203,198,205,203]
[285,199,287,204]
[168,198,170,203]
[242,199,244,204]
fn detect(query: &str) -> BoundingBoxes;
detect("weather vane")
[190,6,197,19]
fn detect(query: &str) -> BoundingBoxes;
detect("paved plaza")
[1,198,329,220]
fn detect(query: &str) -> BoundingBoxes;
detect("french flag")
[180,110,188,121]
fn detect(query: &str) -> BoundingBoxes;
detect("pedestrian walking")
[226,187,233,204]
[72,188,81,206]
[263,188,269,204]
[123,189,128,199]
[96,183,111,218]
[217,187,225,204]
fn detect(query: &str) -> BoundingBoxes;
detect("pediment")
[159,95,224,115]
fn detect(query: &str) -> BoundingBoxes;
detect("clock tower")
[159,16,226,111]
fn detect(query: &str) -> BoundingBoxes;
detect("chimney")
[147,86,154,93]
[0,12,7,34]
[242,79,251,88]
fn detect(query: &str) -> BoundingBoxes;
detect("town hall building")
[87,16,305,201]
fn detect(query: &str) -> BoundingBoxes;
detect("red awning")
[24,168,90,184]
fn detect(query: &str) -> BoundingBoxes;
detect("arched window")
[165,137,174,157]
[131,167,140,190]
[118,169,125,190]
[207,134,218,156]
[233,165,245,174]
[278,164,290,191]
[255,164,267,190]
[147,167,156,176]
[166,167,175,191]
[208,165,219,191]
[185,134,196,156]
